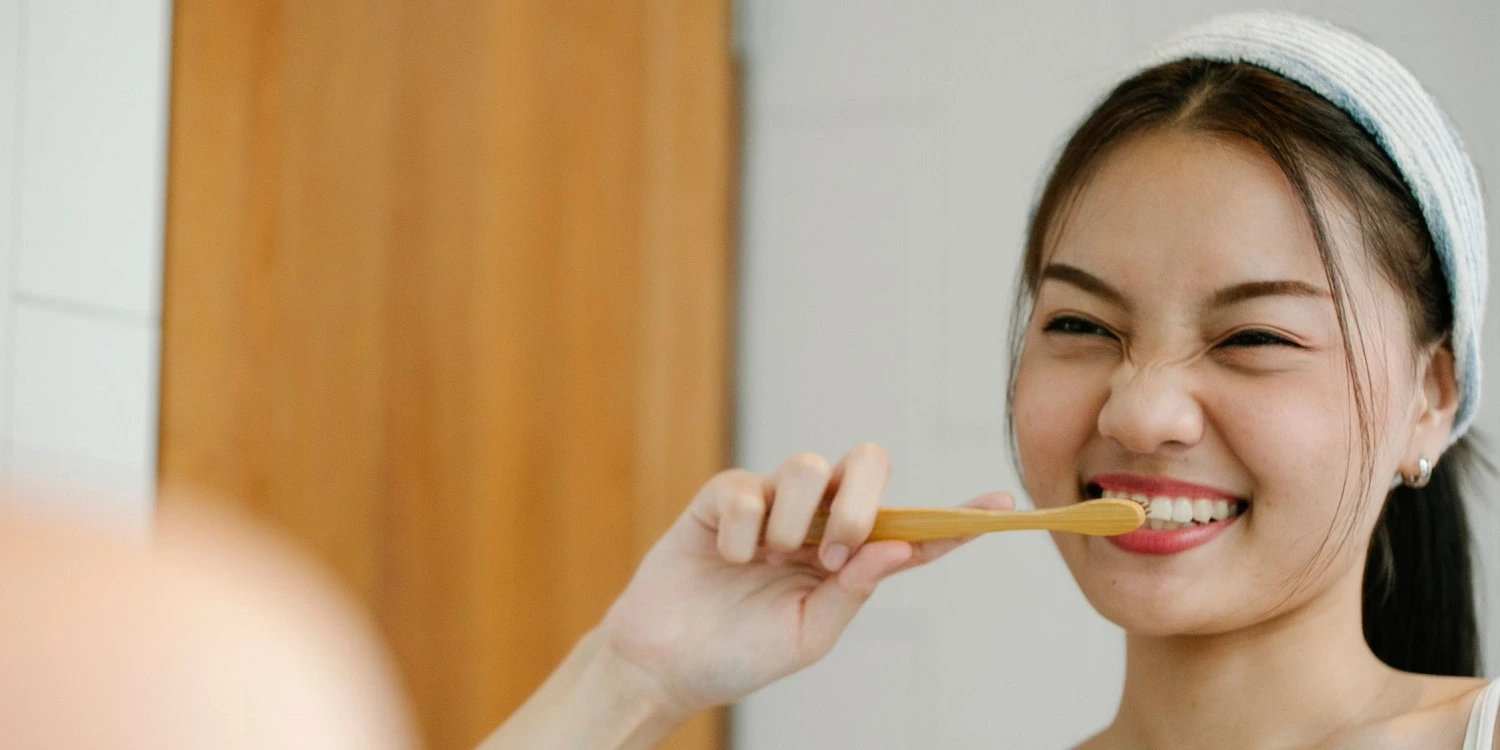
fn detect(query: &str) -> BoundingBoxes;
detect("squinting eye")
[1043,315,1115,338]
[1220,329,1297,348]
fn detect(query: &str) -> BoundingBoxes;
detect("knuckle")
[853,442,893,482]
[714,467,760,492]
[779,451,832,481]
[726,492,765,521]
[708,470,763,505]
[850,441,890,466]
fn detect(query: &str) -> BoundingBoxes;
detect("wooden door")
[158,2,735,749]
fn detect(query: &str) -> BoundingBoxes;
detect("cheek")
[1013,349,1110,507]
[1211,360,1367,567]
[1218,386,1343,485]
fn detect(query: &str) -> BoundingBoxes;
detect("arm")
[477,627,687,750]
[479,444,1014,750]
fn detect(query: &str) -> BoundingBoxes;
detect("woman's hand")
[596,442,1014,716]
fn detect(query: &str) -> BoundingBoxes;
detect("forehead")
[1048,130,1338,291]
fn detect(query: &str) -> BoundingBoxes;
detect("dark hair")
[1007,59,1488,676]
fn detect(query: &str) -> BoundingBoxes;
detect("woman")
[485,12,1498,749]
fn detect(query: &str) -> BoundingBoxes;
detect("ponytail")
[1362,431,1491,676]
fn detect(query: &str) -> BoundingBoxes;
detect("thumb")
[888,490,1016,574]
[797,540,913,658]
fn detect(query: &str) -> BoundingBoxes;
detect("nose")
[1097,362,1205,454]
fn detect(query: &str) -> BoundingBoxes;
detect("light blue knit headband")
[1123,12,1488,447]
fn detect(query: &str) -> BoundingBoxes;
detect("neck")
[1107,574,1398,749]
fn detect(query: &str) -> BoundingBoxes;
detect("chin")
[1065,560,1240,637]
[1090,593,1219,636]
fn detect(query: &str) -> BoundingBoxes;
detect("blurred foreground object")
[0,484,419,750]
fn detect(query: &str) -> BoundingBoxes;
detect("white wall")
[0,0,170,527]
[731,1,1500,747]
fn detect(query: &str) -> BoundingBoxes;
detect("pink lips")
[1105,517,1240,554]
[1087,473,1245,556]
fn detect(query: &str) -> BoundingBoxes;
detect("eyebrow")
[1038,263,1330,312]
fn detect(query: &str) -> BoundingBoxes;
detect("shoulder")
[0,490,418,750]
[1439,677,1500,750]
[1327,673,1490,749]
[1428,675,1497,744]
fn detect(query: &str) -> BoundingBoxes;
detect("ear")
[1405,342,1459,463]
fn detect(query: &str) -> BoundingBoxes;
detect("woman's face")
[1012,130,1429,635]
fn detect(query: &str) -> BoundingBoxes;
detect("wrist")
[571,627,689,748]
[479,626,690,750]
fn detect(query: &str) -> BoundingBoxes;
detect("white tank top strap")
[1463,678,1500,750]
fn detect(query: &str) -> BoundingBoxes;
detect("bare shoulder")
[1329,673,1491,749]
[0,491,419,750]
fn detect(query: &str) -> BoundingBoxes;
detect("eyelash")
[1042,315,1299,348]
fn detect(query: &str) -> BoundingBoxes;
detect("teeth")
[1171,498,1193,523]
[1192,499,1212,523]
[1146,498,1174,520]
[1099,487,1244,527]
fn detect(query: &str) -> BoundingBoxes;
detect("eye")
[1219,328,1298,348]
[1043,315,1116,339]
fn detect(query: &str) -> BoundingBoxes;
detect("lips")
[1083,472,1247,555]
[1104,514,1240,554]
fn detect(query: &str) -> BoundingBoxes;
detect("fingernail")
[822,543,849,571]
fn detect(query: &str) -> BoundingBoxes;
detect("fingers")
[763,443,889,573]
[799,540,912,656]
[888,490,1015,575]
[809,443,889,572]
[762,452,834,554]
[690,443,893,572]
[694,448,1011,577]
[700,470,769,564]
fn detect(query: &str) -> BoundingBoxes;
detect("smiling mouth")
[1084,482,1249,531]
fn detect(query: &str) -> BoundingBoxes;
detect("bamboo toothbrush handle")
[803,499,1144,544]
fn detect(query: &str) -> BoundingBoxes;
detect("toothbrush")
[803,498,1145,544]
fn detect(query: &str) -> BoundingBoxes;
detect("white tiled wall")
[733,1,1500,747]
[0,0,171,525]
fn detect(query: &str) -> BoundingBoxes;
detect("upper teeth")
[1100,489,1241,529]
